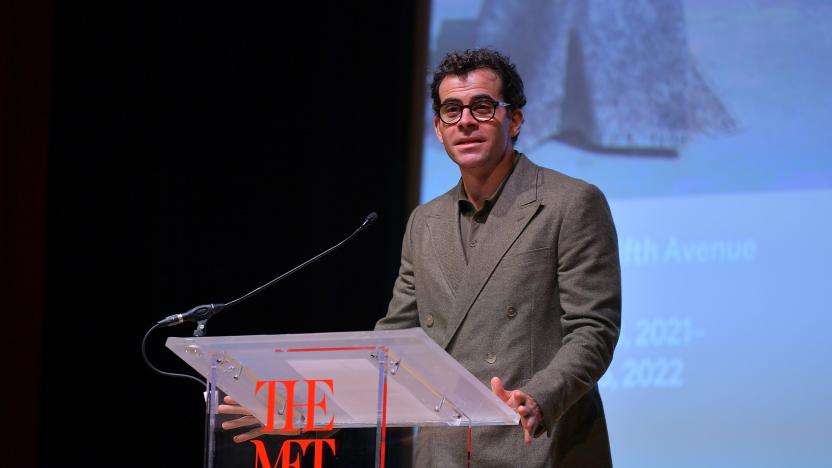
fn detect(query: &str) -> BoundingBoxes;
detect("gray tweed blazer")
[376,154,621,467]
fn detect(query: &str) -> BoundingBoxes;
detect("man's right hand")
[218,395,301,443]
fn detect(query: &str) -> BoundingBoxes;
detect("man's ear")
[510,108,524,138]
[433,115,445,144]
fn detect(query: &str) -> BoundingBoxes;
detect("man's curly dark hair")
[430,48,527,124]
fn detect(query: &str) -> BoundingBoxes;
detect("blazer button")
[486,352,497,364]
[425,314,434,327]
[506,306,517,318]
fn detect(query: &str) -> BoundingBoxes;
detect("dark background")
[1,1,428,466]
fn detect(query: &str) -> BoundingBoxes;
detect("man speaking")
[375,48,621,467]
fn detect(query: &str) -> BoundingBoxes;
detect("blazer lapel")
[438,156,542,349]
[425,193,466,297]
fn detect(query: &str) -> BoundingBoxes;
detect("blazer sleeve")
[375,209,421,330]
[521,183,621,431]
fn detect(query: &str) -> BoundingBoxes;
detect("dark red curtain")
[0,0,51,465]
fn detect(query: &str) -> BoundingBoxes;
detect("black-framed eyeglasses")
[438,98,511,125]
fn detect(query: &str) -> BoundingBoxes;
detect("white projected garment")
[432,0,736,152]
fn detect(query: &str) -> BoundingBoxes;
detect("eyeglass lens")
[440,100,497,123]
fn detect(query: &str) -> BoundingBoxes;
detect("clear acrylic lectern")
[166,327,519,468]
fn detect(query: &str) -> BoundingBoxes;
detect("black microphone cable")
[142,322,207,386]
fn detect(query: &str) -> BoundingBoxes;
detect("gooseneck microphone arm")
[222,212,378,310]
[155,212,379,331]
[143,212,378,385]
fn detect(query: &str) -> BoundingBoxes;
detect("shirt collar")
[455,151,521,219]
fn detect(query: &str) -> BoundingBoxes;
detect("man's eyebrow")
[470,94,496,101]
[440,94,496,105]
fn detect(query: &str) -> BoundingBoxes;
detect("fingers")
[512,391,541,446]
[517,406,539,445]
[226,421,303,443]
[222,415,261,431]
[516,396,539,418]
[492,378,545,446]
[218,395,305,444]
[217,404,253,416]
[218,396,256,416]
[518,396,542,445]
[490,376,510,402]
[233,426,266,443]
[230,426,301,443]
[233,427,303,443]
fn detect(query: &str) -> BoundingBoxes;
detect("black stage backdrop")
[33,2,426,466]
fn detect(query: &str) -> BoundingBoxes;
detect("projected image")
[431,0,736,154]
[422,1,832,467]
[423,0,832,199]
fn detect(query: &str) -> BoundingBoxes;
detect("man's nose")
[457,107,478,126]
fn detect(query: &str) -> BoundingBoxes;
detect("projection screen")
[419,1,832,466]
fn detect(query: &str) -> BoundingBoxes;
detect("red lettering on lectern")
[252,379,337,467]
[251,438,336,468]
[255,379,335,432]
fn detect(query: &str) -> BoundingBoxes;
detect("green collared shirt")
[454,152,521,264]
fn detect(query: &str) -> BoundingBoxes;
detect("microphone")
[156,212,379,329]
[362,212,378,228]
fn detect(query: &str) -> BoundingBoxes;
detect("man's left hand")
[491,376,544,445]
